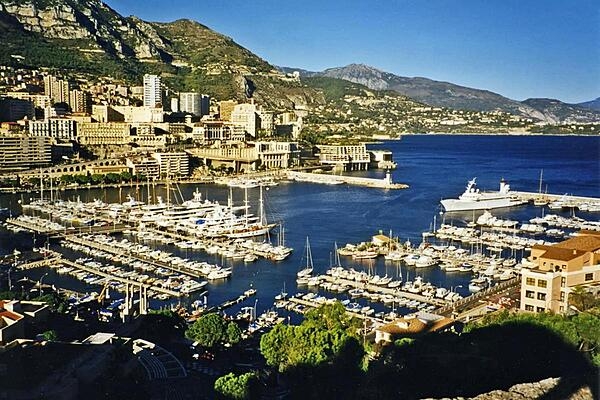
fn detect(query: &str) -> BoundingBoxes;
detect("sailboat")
[297,237,314,278]
[275,281,288,300]
[533,170,549,206]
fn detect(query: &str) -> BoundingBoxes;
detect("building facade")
[231,103,259,137]
[0,135,52,170]
[29,118,77,141]
[143,74,161,108]
[151,152,190,177]
[43,75,70,104]
[317,144,371,171]
[179,92,201,116]
[77,122,131,146]
[520,230,600,314]
[254,141,300,169]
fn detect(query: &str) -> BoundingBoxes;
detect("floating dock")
[287,171,408,189]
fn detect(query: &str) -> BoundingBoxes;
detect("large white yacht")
[440,178,526,212]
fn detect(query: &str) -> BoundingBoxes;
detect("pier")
[285,296,386,324]
[206,289,257,313]
[512,191,600,209]
[319,274,447,307]
[5,217,128,238]
[63,235,206,279]
[287,171,408,189]
[59,258,181,298]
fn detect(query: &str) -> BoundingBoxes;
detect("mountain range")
[280,64,600,123]
[0,0,598,124]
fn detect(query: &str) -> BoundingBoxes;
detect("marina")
[1,135,599,326]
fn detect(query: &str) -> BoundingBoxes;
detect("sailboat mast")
[243,187,249,227]
[538,169,543,194]
[39,169,43,201]
[259,185,265,225]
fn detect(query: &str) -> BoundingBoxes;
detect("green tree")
[226,321,242,344]
[569,286,600,312]
[41,330,57,341]
[214,372,257,400]
[260,302,364,372]
[185,313,226,347]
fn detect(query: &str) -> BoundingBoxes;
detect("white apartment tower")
[179,92,201,115]
[143,74,162,108]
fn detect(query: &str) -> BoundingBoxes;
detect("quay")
[287,171,408,189]
[319,274,447,307]
[63,235,206,279]
[434,277,520,317]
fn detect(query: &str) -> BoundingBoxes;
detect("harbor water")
[1,134,599,317]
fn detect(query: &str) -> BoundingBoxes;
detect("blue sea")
[1,135,599,316]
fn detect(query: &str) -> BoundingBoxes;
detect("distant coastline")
[400,132,599,137]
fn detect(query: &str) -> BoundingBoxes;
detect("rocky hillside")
[289,63,600,123]
[578,97,600,111]
[522,98,600,124]
[0,0,320,108]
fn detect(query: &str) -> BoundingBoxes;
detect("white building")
[231,103,259,137]
[143,74,162,108]
[179,92,201,116]
[151,152,190,177]
[254,141,300,169]
[29,118,77,141]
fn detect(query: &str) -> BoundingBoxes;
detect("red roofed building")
[520,230,600,314]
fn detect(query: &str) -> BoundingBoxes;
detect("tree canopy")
[185,313,226,348]
[214,372,257,400]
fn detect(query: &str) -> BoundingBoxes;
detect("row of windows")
[525,277,547,288]
[524,305,546,313]
[525,290,547,301]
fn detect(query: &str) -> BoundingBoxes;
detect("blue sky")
[107,0,599,103]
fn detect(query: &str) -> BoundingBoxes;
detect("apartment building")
[0,135,52,170]
[520,230,600,314]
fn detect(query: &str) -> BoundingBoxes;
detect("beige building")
[77,122,131,146]
[69,89,91,114]
[219,100,237,121]
[112,106,164,123]
[190,120,246,143]
[126,157,160,179]
[6,91,51,108]
[254,141,300,169]
[43,75,70,104]
[520,230,600,314]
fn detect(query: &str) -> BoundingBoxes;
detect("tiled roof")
[540,247,586,262]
